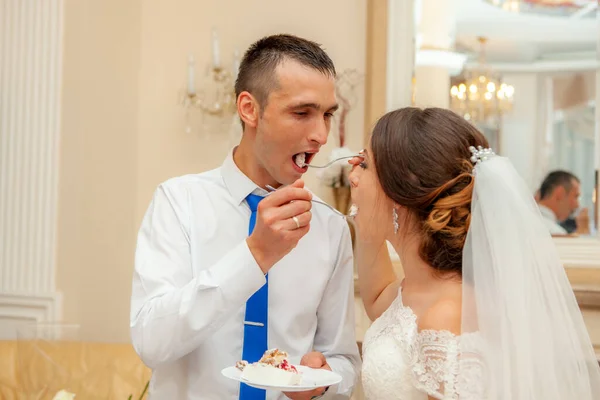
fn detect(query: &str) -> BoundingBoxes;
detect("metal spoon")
[265,184,353,220]
[303,154,361,169]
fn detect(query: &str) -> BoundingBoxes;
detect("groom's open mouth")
[291,152,316,173]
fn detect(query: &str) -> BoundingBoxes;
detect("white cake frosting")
[238,348,302,386]
[241,362,302,386]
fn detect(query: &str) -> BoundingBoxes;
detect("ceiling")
[453,0,597,65]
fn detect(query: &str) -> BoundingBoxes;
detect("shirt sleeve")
[313,221,362,399]
[130,183,266,368]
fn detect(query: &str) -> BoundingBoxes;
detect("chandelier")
[450,37,514,126]
[182,29,239,136]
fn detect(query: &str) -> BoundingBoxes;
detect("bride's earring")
[392,208,399,234]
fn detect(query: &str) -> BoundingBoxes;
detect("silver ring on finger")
[292,215,300,229]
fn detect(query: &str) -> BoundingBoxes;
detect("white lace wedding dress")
[361,289,484,400]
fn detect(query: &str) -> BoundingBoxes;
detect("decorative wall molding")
[356,237,600,296]
[0,292,62,339]
[0,292,62,321]
[466,58,599,73]
[417,49,467,76]
[0,0,63,303]
[555,237,600,269]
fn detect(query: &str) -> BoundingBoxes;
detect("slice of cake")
[238,348,302,386]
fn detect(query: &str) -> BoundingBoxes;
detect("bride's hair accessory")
[469,146,495,166]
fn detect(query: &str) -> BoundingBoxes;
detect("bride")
[348,107,600,399]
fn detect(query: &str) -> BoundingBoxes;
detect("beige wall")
[57,0,141,343]
[57,0,367,343]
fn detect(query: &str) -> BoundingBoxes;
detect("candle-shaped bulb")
[187,54,195,95]
[211,28,221,68]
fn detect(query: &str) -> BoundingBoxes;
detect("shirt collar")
[221,147,269,206]
[538,204,558,222]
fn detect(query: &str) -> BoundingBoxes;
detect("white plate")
[221,365,342,392]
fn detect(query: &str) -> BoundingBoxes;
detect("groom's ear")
[237,91,259,130]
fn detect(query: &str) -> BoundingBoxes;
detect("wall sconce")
[182,28,240,136]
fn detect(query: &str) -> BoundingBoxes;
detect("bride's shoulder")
[417,296,462,336]
[410,295,485,400]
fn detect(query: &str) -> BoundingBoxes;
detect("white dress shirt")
[130,149,361,400]
[538,205,568,235]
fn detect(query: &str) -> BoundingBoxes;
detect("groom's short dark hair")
[235,34,336,116]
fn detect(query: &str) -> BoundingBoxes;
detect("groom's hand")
[283,352,331,400]
[247,179,312,273]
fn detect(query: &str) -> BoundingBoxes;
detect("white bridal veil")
[459,148,600,399]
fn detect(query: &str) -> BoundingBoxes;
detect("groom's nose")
[307,121,328,146]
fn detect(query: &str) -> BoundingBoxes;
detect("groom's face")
[252,59,338,185]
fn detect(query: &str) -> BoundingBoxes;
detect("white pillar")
[0,0,64,338]
[413,0,466,108]
[385,0,416,112]
[414,67,450,108]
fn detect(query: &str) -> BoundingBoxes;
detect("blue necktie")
[240,194,267,400]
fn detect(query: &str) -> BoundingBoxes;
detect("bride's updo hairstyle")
[370,107,488,275]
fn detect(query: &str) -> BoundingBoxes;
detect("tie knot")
[246,194,263,212]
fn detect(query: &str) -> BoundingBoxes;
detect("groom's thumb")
[300,352,326,369]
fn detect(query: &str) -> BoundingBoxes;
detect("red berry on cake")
[238,349,302,386]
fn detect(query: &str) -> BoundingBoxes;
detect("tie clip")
[244,321,265,327]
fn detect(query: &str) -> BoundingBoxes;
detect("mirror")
[450,0,598,237]
[379,0,600,363]
[549,71,596,235]
[376,0,600,262]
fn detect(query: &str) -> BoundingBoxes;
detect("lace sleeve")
[411,330,486,400]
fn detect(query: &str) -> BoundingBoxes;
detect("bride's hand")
[283,352,331,400]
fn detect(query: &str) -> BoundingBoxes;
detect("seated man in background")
[537,170,589,236]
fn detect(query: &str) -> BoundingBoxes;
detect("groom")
[130,34,361,399]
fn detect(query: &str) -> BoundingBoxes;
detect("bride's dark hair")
[371,107,489,275]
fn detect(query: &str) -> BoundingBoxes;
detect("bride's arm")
[355,240,400,321]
